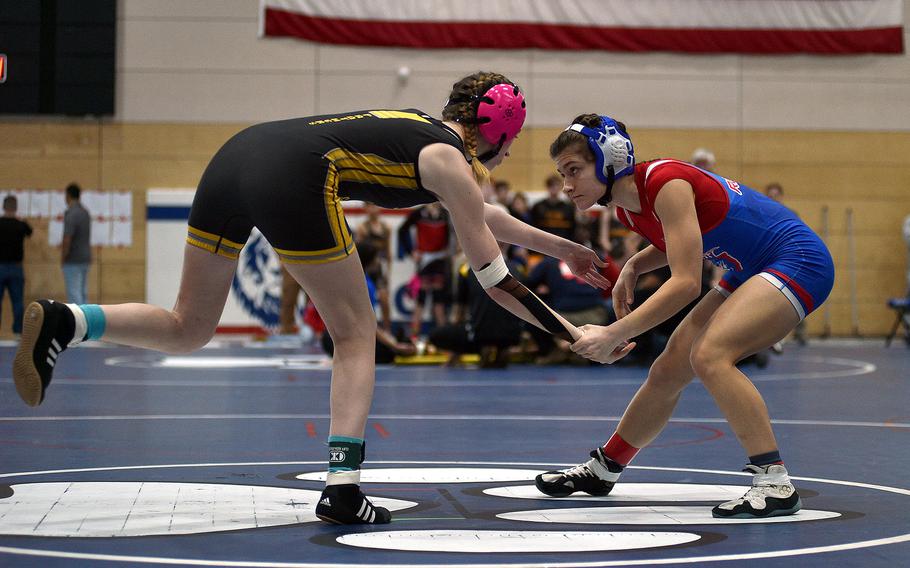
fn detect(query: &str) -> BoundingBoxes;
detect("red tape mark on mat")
[372,423,390,438]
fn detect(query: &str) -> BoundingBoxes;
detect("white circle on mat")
[337,530,701,553]
[297,467,543,483]
[0,482,416,537]
[498,506,841,525]
[485,483,750,502]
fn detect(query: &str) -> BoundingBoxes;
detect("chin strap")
[476,134,506,164]
[596,165,615,206]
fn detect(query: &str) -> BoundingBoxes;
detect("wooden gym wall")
[0,120,907,337]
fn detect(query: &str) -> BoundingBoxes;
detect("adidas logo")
[46,338,63,368]
[319,497,331,507]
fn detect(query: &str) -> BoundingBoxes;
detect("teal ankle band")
[80,304,106,340]
[328,436,364,472]
[328,436,364,445]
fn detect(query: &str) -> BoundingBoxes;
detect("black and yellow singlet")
[186,109,465,265]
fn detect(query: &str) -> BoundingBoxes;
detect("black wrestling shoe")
[315,484,391,525]
[712,464,802,518]
[13,300,75,407]
[535,447,624,497]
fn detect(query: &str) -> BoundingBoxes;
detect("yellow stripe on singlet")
[278,147,420,265]
[186,226,245,250]
[326,148,418,184]
[369,110,431,124]
[186,226,244,260]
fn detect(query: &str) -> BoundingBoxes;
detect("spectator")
[319,242,417,363]
[61,183,91,304]
[492,179,513,212]
[430,247,524,368]
[690,149,723,287]
[531,174,576,240]
[508,191,531,224]
[398,202,452,337]
[764,182,806,345]
[0,195,33,335]
[691,147,716,171]
[355,204,393,330]
[526,256,609,364]
[277,266,301,335]
[764,182,799,217]
[904,214,910,295]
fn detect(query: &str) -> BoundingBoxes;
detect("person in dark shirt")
[0,196,33,334]
[62,183,92,305]
[526,255,609,363]
[530,174,577,240]
[430,251,524,368]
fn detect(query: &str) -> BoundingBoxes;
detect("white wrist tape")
[474,255,510,289]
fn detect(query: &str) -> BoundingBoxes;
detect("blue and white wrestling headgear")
[566,115,634,205]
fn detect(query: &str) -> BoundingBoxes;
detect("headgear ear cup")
[566,116,634,186]
[476,84,526,146]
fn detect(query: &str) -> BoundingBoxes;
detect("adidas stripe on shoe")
[314,484,391,525]
[13,300,76,407]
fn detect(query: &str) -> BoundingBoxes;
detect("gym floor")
[0,338,907,567]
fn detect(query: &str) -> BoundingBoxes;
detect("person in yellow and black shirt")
[13,71,613,526]
[531,173,577,241]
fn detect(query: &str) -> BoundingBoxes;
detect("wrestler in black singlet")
[186,109,465,265]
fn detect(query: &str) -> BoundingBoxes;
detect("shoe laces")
[560,461,597,479]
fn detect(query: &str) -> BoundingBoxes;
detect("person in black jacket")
[0,195,33,334]
[430,246,524,368]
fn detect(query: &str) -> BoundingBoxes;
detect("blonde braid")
[464,124,491,185]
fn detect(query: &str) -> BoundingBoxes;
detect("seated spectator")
[316,241,417,363]
[355,204,393,330]
[526,256,609,364]
[508,191,531,224]
[492,179,513,211]
[429,250,524,368]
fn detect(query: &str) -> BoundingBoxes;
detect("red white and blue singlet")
[616,159,835,320]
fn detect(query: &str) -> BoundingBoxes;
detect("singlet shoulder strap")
[644,159,688,184]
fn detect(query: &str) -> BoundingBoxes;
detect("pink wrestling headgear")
[445,82,527,163]
[477,83,526,146]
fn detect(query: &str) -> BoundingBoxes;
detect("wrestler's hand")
[611,264,639,320]
[563,243,612,290]
[570,324,636,364]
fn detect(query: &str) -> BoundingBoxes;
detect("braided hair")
[443,71,516,185]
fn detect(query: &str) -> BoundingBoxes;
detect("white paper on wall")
[111,221,132,246]
[111,191,133,246]
[49,191,67,219]
[84,191,112,246]
[112,191,132,218]
[92,221,112,246]
[28,191,50,218]
[81,191,101,216]
[48,220,63,247]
